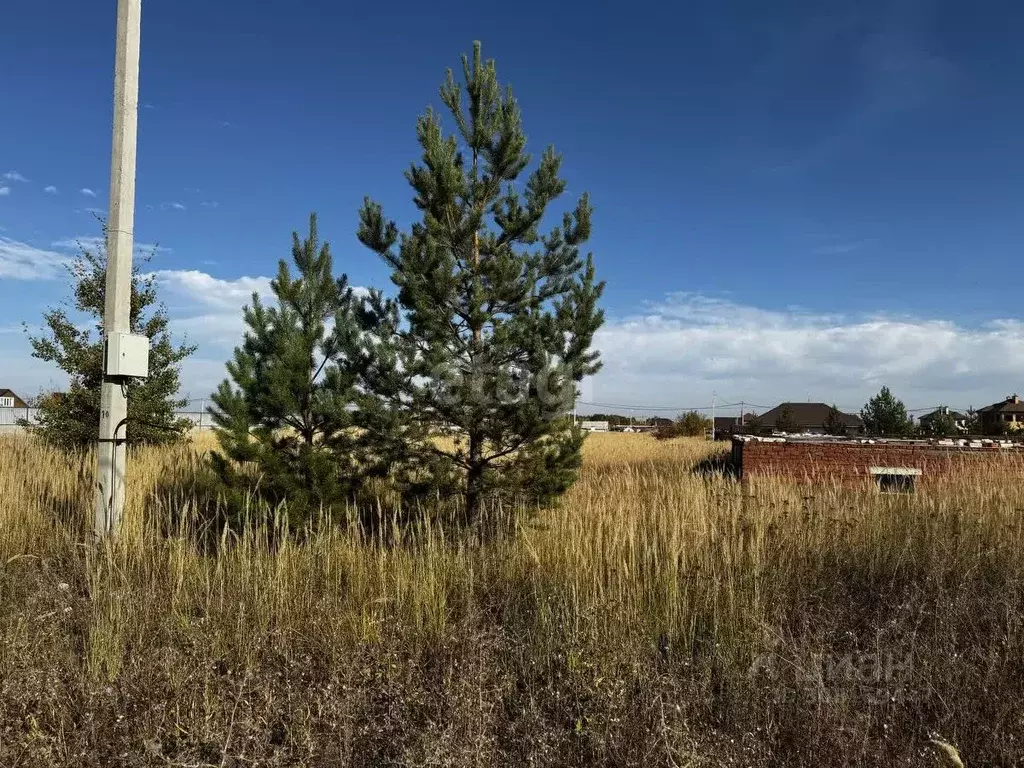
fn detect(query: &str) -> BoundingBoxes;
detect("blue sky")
[3,0,1024,416]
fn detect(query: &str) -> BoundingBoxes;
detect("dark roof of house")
[757,402,863,428]
[0,389,28,407]
[978,396,1024,414]
[714,412,757,429]
[919,407,967,422]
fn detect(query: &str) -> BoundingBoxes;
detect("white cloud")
[147,270,276,395]
[9,251,1019,413]
[0,236,68,279]
[52,236,104,252]
[80,188,97,197]
[3,171,28,182]
[153,269,273,312]
[136,242,171,255]
[200,200,220,209]
[0,187,9,196]
[43,185,58,194]
[161,201,186,211]
[117,283,1024,408]
[0,347,66,400]
[150,270,372,397]
[813,239,874,255]
[52,236,170,255]
[177,358,229,402]
[588,294,1024,415]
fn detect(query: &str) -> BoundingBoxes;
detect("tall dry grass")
[1,431,1021,766]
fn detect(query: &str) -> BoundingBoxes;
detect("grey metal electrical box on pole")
[105,333,150,379]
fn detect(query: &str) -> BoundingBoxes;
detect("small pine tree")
[774,404,799,433]
[356,42,605,523]
[822,404,849,436]
[210,215,382,521]
[860,386,912,436]
[24,235,195,448]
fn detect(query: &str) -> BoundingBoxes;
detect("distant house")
[755,402,864,436]
[978,394,1024,433]
[918,406,968,433]
[0,389,28,409]
[579,420,610,433]
[612,423,657,433]
[713,412,758,440]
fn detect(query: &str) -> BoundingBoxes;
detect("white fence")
[0,407,212,431]
[0,407,36,428]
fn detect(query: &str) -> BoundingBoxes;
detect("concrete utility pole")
[96,0,142,538]
[711,391,716,440]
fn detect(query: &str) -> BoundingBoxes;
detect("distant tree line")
[645,387,1003,443]
[860,387,988,437]
[652,411,712,440]
[579,413,671,427]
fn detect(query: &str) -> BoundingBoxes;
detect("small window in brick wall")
[869,467,921,493]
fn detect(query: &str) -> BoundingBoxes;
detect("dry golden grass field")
[1,431,1021,766]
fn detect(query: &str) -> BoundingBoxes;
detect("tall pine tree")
[861,386,913,437]
[25,235,195,448]
[356,42,605,523]
[210,214,385,520]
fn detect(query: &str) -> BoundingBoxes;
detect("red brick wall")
[735,439,1012,488]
